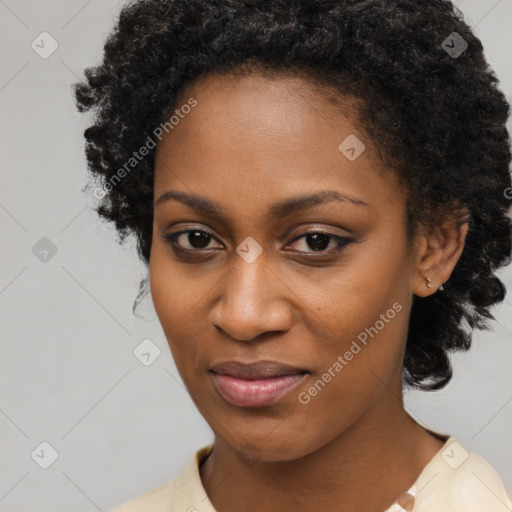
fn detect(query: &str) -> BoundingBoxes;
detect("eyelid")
[285,231,352,254]
[288,225,349,240]
[161,225,353,255]
[161,227,223,250]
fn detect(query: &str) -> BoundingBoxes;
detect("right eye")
[160,229,223,251]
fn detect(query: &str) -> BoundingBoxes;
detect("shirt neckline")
[175,432,455,512]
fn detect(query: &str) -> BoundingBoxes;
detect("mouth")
[209,360,309,408]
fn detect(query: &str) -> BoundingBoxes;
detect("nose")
[208,251,293,342]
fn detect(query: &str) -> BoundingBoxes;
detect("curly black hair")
[73,0,512,391]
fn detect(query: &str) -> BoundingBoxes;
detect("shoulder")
[413,437,512,511]
[108,477,177,512]
[107,444,215,512]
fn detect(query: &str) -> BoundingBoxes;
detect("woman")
[73,0,512,510]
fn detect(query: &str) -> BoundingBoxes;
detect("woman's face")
[150,71,423,461]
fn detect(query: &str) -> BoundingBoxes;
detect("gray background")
[1,0,511,510]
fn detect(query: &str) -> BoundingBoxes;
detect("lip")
[210,360,309,408]
[210,360,308,379]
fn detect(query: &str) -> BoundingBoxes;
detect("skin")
[149,70,468,512]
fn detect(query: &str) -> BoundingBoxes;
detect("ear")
[411,209,469,297]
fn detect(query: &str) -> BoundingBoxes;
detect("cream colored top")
[109,436,512,511]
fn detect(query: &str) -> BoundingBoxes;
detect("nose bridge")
[227,244,274,308]
[210,242,292,340]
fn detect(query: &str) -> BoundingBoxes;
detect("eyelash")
[160,228,352,257]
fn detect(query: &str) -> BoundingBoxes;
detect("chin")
[225,433,319,464]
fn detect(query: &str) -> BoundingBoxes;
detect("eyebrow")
[154,189,370,220]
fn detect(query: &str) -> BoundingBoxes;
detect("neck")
[200,375,444,512]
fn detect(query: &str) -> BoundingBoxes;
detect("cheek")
[149,246,190,356]
[149,246,177,327]
[149,242,209,327]
[307,273,407,399]
[277,245,401,350]
[149,244,217,373]
[291,313,407,455]
[284,246,408,416]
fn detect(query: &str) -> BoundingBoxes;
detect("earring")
[426,276,432,288]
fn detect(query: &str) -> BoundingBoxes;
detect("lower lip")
[211,372,307,408]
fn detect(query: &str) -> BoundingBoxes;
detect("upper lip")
[210,360,308,379]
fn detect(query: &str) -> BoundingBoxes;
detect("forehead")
[153,70,403,220]
[169,69,363,136]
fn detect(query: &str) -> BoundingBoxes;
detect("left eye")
[287,231,352,253]
[161,229,352,254]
